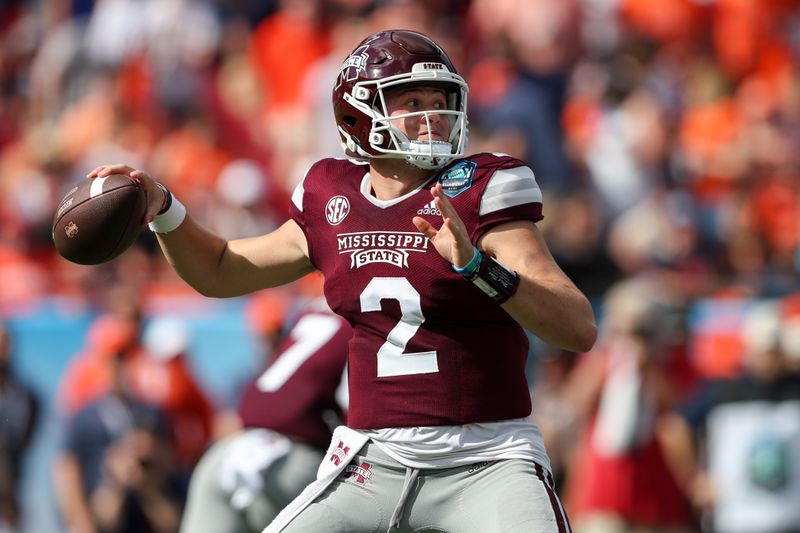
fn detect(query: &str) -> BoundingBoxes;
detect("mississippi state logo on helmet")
[332,29,469,170]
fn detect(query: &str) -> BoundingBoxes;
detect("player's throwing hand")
[88,164,167,224]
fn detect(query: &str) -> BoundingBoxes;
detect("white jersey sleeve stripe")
[292,165,317,212]
[291,180,305,212]
[479,166,542,216]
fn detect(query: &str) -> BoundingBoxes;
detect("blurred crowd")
[1,0,799,532]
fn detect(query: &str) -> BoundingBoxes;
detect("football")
[52,174,147,265]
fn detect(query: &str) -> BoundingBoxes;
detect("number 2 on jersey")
[360,277,439,377]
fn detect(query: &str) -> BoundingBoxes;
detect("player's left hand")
[412,183,475,268]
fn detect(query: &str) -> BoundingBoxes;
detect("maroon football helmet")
[332,30,468,169]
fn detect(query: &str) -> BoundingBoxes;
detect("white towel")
[263,426,369,532]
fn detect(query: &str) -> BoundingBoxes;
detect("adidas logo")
[417,200,441,216]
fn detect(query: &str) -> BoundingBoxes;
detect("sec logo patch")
[326,196,351,225]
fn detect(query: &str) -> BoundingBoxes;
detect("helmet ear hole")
[343,116,357,127]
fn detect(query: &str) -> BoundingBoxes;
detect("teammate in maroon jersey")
[88,29,596,533]
[179,300,350,533]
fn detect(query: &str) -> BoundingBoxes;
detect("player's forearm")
[155,215,234,297]
[504,276,596,353]
[479,221,597,352]
[156,217,313,298]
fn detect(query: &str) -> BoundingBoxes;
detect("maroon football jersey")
[290,153,544,429]
[238,308,351,448]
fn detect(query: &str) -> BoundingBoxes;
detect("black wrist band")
[156,182,173,215]
[465,253,520,304]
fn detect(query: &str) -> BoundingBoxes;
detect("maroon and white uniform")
[180,305,352,533]
[291,153,543,430]
[238,307,351,448]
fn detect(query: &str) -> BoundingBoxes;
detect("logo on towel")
[330,440,350,465]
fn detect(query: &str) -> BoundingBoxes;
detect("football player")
[179,298,350,533]
[89,29,596,533]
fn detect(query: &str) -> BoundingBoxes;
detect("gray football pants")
[279,441,571,533]
[180,435,325,533]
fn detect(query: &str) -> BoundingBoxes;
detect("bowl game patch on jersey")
[438,160,476,197]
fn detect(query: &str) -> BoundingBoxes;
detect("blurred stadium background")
[1,0,799,532]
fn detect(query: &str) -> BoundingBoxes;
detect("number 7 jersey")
[290,153,544,429]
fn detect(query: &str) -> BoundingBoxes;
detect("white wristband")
[148,195,186,234]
